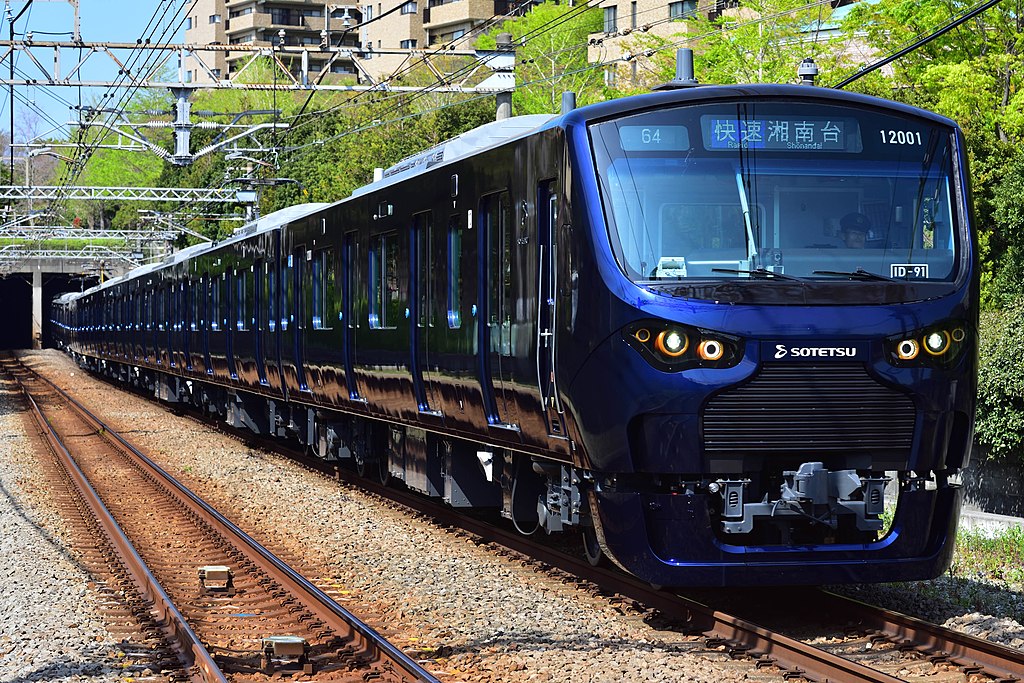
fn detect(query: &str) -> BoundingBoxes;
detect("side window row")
[78,198,506,335]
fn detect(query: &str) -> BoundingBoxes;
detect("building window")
[229,7,253,18]
[400,1,417,13]
[209,14,221,23]
[669,0,697,19]
[631,1,637,28]
[211,68,221,78]
[451,28,465,39]
[364,5,373,19]
[400,38,417,48]
[603,6,617,33]
[185,17,192,29]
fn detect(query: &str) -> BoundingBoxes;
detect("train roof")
[560,83,960,130]
[232,202,331,236]
[352,114,556,197]
[65,203,331,302]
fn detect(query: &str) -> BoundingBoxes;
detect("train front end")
[565,86,977,586]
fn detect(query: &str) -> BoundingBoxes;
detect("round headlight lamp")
[698,339,724,361]
[896,338,919,360]
[923,330,951,356]
[655,329,689,357]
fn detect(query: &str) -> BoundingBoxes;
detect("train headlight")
[924,330,950,356]
[887,321,969,368]
[656,329,689,357]
[698,339,724,361]
[624,320,742,371]
[896,339,919,360]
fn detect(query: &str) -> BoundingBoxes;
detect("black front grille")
[702,363,915,454]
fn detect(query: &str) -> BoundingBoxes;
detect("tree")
[975,299,1024,462]
[838,0,1024,307]
[477,2,605,114]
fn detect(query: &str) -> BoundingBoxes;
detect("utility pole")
[495,33,514,121]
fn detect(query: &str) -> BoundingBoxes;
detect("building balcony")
[422,0,496,30]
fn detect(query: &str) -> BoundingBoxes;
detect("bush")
[975,298,1024,462]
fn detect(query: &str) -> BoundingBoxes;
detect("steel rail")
[15,371,227,683]
[820,591,1024,681]
[24,362,439,683]
[291,455,905,683]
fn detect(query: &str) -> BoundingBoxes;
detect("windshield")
[590,101,962,298]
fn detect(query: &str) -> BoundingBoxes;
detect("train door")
[412,211,441,415]
[225,270,237,379]
[290,248,309,391]
[183,279,192,370]
[254,259,268,384]
[265,258,283,391]
[201,273,213,374]
[537,180,567,438]
[166,283,175,368]
[482,191,520,429]
[342,231,361,400]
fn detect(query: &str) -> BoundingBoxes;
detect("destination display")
[701,115,862,152]
[617,124,690,151]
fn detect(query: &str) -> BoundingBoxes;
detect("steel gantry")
[0,185,241,201]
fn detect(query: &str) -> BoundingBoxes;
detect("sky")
[0,0,188,146]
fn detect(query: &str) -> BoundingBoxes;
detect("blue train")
[52,83,978,587]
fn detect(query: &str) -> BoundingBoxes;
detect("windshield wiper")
[813,268,899,282]
[712,267,803,281]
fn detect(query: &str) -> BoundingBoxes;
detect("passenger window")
[343,232,358,328]
[292,249,304,330]
[415,212,433,328]
[211,275,221,331]
[221,272,230,331]
[254,260,263,332]
[236,268,248,331]
[312,249,335,330]
[447,215,462,329]
[369,232,402,329]
[267,263,277,332]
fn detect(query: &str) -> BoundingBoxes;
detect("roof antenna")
[653,48,700,91]
[561,91,576,114]
[798,57,818,86]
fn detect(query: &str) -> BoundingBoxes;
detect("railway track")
[286,441,1024,683]
[3,356,439,683]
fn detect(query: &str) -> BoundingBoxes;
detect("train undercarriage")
[78,353,947,583]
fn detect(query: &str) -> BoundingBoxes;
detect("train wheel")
[583,527,605,567]
[375,456,391,486]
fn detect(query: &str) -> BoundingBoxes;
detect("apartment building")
[589,0,859,88]
[184,0,517,85]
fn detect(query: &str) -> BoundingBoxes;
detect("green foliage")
[477,2,605,113]
[689,0,848,86]
[838,0,1024,308]
[975,300,1024,462]
[949,524,1024,585]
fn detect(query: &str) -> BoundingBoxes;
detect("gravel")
[0,378,131,682]
[7,349,1024,682]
